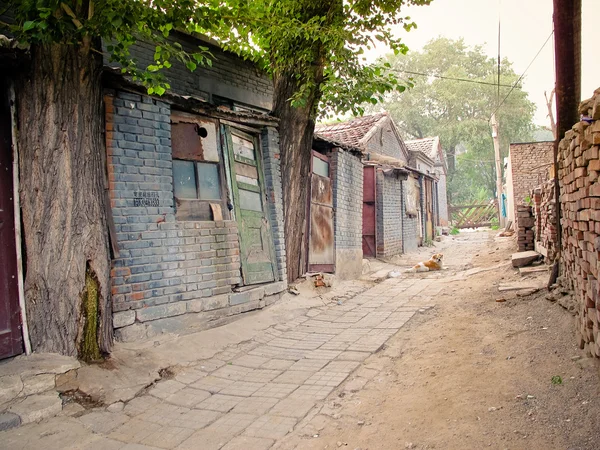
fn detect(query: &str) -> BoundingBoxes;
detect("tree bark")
[15,40,112,358]
[272,72,322,283]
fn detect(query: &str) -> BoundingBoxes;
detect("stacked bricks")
[509,141,554,223]
[105,90,286,342]
[531,179,558,261]
[516,205,534,251]
[557,87,600,357]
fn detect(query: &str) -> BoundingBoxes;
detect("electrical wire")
[489,30,554,120]
[393,70,516,88]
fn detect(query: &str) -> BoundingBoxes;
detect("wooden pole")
[491,113,504,227]
[550,0,581,285]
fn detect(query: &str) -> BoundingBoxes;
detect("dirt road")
[277,231,600,450]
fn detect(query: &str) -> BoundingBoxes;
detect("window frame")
[171,112,230,221]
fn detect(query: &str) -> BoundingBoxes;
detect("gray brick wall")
[111,33,273,111]
[261,127,287,284]
[106,91,243,317]
[375,171,403,257]
[105,90,287,340]
[401,178,419,253]
[331,150,363,250]
[365,121,408,163]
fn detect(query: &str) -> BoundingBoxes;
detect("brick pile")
[531,179,558,261]
[516,205,534,251]
[557,87,600,357]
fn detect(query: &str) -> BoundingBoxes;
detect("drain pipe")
[9,82,31,355]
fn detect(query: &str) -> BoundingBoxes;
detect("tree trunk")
[272,73,322,283]
[15,40,112,358]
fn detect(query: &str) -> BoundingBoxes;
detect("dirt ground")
[276,230,600,450]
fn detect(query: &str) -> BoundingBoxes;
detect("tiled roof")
[405,137,440,162]
[315,112,389,149]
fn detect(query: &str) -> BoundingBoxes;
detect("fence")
[449,201,498,229]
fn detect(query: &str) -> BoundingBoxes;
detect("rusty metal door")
[307,151,335,273]
[362,166,376,258]
[223,125,277,285]
[0,85,23,360]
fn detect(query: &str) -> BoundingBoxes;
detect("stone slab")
[22,373,56,396]
[9,393,63,424]
[0,412,21,431]
[511,250,541,268]
[519,265,550,275]
[0,353,80,378]
[0,375,23,406]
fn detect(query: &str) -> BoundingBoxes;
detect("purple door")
[362,166,376,258]
[0,86,23,360]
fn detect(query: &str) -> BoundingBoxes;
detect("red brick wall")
[509,141,554,227]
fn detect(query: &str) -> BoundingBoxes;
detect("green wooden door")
[223,126,276,285]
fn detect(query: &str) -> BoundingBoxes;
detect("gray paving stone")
[140,425,194,448]
[335,351,370,361]
[289,359,329,372]
[288,384,335,400]
[260,359,295,371]
[252,383,299,399]
[269,398,316,419]
[138,403,190,426]
[109,418,160,443]
[9,392,62,424]
[304,371,350,387]
[174,367,208,385]
[123,396,160,417]
[305,349,342,360]
[191,376,235,394]
[244,369,281,383]
[176,408,222,429]
[243,414,297,439]
[232,396,279,415]
[212,364,252,381]
[196,358,227,373]
[233,355,270,369]
[221,436,274,450]
[164,387,211,408]
[78,436,125,450]
[197,394,244,413]
[78,410,130,434]
[219,381,265,397]
[272,370,313,384]
[322,360,361,373]
[148,380,186,400]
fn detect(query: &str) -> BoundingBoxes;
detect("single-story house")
[0,30,289,357]
[405,137,449,227]
[315,112,437,259]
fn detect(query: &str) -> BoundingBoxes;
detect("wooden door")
[223,126,276,285]
[362,166,376,258]
[307,151,335,273]
[0,85,23,359]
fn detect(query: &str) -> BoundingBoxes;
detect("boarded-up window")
[405,176,419,216]
[171,112,227,221]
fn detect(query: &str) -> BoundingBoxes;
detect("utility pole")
[490,113,504,227]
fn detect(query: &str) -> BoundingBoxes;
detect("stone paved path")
[2,276,442,450]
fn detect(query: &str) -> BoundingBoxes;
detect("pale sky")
[369,0,599,127]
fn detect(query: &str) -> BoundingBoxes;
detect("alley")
[3,231,600,449]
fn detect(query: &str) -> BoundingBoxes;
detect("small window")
[171,113,227,221]
[312,156,329,178]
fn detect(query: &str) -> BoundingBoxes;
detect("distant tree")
[374,37,536,203]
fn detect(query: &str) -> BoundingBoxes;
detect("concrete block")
[9,393,62,424]
[114,323,152,342]
[113,310,136,328]
[136,302,187,322]
[201,294,229,311]
[511,251,541,268]
[229,291,251,306]
[264,281,287,296]
[0,375,23,407]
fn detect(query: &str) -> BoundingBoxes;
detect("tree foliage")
[373,37,536,204]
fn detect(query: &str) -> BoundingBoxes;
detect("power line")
[393,70,517,88]
[489,30,554,120]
